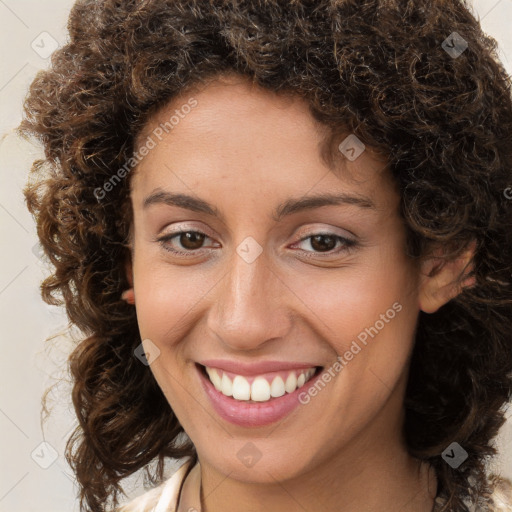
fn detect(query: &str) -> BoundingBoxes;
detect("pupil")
[311,235,336,252]
[181,231,205,250]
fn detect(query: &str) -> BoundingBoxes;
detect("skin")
[125,74,474,512]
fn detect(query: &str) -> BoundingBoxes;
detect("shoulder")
[433,474,512,512]
[488,474,512,511]
[114,460,193,512]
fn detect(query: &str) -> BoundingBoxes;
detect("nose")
[206,245,293,352]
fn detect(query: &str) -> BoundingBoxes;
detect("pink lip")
[196,363,320,428]
[199,359,318,376]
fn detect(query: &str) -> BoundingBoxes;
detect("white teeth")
[205,366,317,403]
[206,367,222,391]
[221,373,233,396]
[232,375,251,400]
[270,376,285,398]
[251,377,271,402]
[285,372,297,393]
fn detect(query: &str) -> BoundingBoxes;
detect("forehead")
[131,76,397,213]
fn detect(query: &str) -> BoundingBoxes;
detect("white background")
[0,1,511,511]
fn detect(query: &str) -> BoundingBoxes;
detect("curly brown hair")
[17,0,512,511]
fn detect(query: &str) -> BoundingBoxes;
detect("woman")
[18,0,512,511]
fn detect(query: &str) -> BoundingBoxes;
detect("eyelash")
[156,230,358,258]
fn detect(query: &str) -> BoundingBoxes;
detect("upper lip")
[198,359,321,376]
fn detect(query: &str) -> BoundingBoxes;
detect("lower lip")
[197,365,318,428]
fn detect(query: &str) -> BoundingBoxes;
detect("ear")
[121,252,135,304]
[418,240,477,314]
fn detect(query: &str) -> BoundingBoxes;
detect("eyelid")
[158,222,217,239]
[155,223,359,258]
[293,223,356,240]
[289,233,358,256]
[156,230,219,257]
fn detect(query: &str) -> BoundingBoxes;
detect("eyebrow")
[142,189,376,222]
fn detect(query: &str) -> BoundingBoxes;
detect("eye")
[156,230,358,258]
[157,230,219,255]
[291,233,358,256]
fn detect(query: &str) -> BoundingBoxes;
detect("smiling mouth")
[197,364,323,403]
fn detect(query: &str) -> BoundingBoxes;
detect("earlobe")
[121,288,135,304]
[418,240,476,314]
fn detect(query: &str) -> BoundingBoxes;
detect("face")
[128,75,423,483]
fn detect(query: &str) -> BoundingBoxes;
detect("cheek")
[293,270,418,446]
[292,263,414,343]
[131,262,212,405]
[293,257,419,400]
[132,249,216,343]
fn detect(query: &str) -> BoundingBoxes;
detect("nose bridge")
[207,244,291,350]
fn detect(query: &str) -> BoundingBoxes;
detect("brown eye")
[309,235,337,252]
[157,230,217,255]
[292,232,358,256]
[179,231,206,250]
